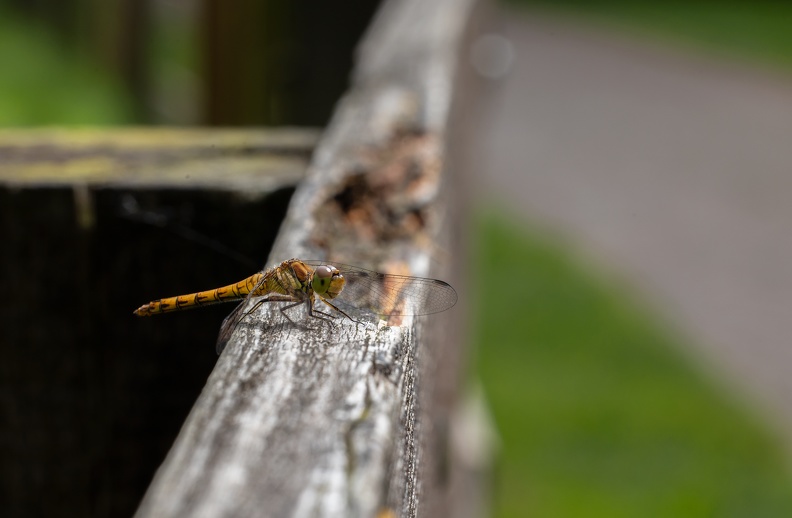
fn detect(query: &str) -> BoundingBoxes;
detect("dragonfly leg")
[278,300,306,324]
[217,294,302,354]
[242,295,320,325]
[236,295,300,325]
[312,309,338,320]
[318,296,360,324]
[243,295,305,324]
[305,298,337,324]
[241,299,267,322]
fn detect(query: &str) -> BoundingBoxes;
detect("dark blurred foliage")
[0,0,381,125]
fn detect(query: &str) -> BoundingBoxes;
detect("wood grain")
[135,0,480,516]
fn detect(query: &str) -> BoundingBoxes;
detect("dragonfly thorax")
[311,264,345,300]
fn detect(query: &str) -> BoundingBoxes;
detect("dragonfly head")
[312,264,345,299]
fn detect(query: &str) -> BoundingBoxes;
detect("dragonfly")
[134,258,458,353]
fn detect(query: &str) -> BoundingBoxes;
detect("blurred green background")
[481,2,792,517]
[0,3,132,124]
[3,0,792,516]
[474,212,792,517]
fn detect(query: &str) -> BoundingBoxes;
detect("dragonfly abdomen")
[134,273,264,316]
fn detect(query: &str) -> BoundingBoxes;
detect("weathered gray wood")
[135,0,481,517]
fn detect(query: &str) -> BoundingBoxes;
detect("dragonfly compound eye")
[312,265,337,295]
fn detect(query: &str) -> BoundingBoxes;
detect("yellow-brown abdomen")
[134,273,264,316]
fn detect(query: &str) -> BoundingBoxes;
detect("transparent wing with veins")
[303,261,458,318]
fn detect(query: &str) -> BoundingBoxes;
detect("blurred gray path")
[475,7,792,444]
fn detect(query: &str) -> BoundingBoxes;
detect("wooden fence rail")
[136,1,485,516]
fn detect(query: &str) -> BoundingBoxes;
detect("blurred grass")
[473,212,792,517]
[509,0,792,71]
[0,6,132,125]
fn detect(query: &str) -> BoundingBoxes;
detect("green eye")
[312,266,333,294]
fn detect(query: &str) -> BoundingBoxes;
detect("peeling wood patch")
[322,129,442,244]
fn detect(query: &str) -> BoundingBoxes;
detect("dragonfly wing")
[341,271,457,316]
[216,301,249,354]
[215,272,271,354]
[304,261,458,317]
